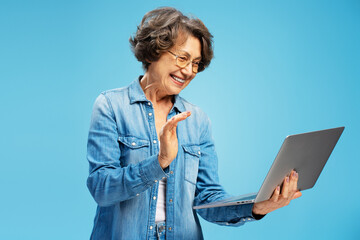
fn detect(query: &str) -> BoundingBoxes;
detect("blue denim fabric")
[87,77,257,240]
[149,222,166,240]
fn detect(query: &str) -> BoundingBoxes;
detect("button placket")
[144,102,160,236]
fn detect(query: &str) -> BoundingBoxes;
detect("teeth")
[172,75,185,83]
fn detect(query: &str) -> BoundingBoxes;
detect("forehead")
[173,35,202,59]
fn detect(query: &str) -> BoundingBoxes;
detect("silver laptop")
[193,127,344,209]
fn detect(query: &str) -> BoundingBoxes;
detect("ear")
[145,56,155,64]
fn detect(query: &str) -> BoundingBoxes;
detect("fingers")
[281,170,299,198]
[164,111,191,130]
[158,111,191,169]
[288,170,299,197]
[271,185,280,202]
[172,111,191,123]
[281,175,290,198]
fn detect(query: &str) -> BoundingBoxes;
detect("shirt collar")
[128,76,148,104]
[129,76,186,113]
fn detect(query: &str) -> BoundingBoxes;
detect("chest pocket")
[183,145,201,185]
[118,136,150,166]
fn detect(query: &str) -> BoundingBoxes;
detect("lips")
[170,74,185,86]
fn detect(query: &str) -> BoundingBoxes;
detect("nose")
[181,62,194,76]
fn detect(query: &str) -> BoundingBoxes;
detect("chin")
[164,85,182,96]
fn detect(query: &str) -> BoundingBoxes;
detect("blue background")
[1,0,359,239]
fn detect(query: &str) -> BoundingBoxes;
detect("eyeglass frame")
[167,51,204,73]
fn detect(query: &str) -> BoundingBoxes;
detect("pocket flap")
[118,136,150,149]
[182,145,201,158]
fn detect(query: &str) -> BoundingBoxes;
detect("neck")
[140,73,174,106]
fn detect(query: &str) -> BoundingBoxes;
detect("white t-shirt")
[155,178,167,223]
[155,140,166,223]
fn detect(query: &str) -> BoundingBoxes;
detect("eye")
[193,61,200,66]
[178,56,188,63]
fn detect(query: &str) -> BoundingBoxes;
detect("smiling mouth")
[171,74,185,85]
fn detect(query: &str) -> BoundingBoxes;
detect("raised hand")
[158,111,191,169]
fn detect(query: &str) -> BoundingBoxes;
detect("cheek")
[188,75,196,82]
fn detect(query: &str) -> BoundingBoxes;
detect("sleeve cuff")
[252,212,266,220]
[139,155,168,187]
[225,203,265,226]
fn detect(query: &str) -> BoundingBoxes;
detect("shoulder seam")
[100,93,117,126]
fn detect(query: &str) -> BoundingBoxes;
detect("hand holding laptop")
[252,170,302,215]
[193,127,344,213]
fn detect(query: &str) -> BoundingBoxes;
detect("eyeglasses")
[168,51,203,73]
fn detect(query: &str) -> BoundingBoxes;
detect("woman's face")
[147,34,201,96]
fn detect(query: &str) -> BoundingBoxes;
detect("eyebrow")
[177,50,202,60]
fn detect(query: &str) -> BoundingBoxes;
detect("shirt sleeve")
[86,93,167,207]
[193,113,263,226]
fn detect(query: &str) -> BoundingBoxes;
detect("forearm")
[87,154,167,206]
[196,203,256,226]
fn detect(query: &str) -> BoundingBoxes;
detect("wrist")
[252,204,266,216]
[158,154,169,169]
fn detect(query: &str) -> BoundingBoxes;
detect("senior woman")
[87,7,301,240]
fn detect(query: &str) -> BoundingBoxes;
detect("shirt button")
[247,218,252,221]
[168,227,172,231]
[153,196,156,200]
[136,193,139,196]
[131,142,136,146]
[149,226,153,230]
[169,199,173,203]
[170,171,174,174]
[242,219,246,222]
[147,102,151,106]
[148,112,153,116]
[198,151,201,155]
[153,140,157,144]
[154,180,158,183]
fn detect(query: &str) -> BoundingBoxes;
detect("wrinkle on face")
[140,34,201,103]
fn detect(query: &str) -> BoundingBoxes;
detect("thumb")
[292,191,302,199]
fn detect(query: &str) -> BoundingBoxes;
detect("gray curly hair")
[129,7,214,72]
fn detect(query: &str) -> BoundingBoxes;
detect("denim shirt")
[87,77,257,240]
